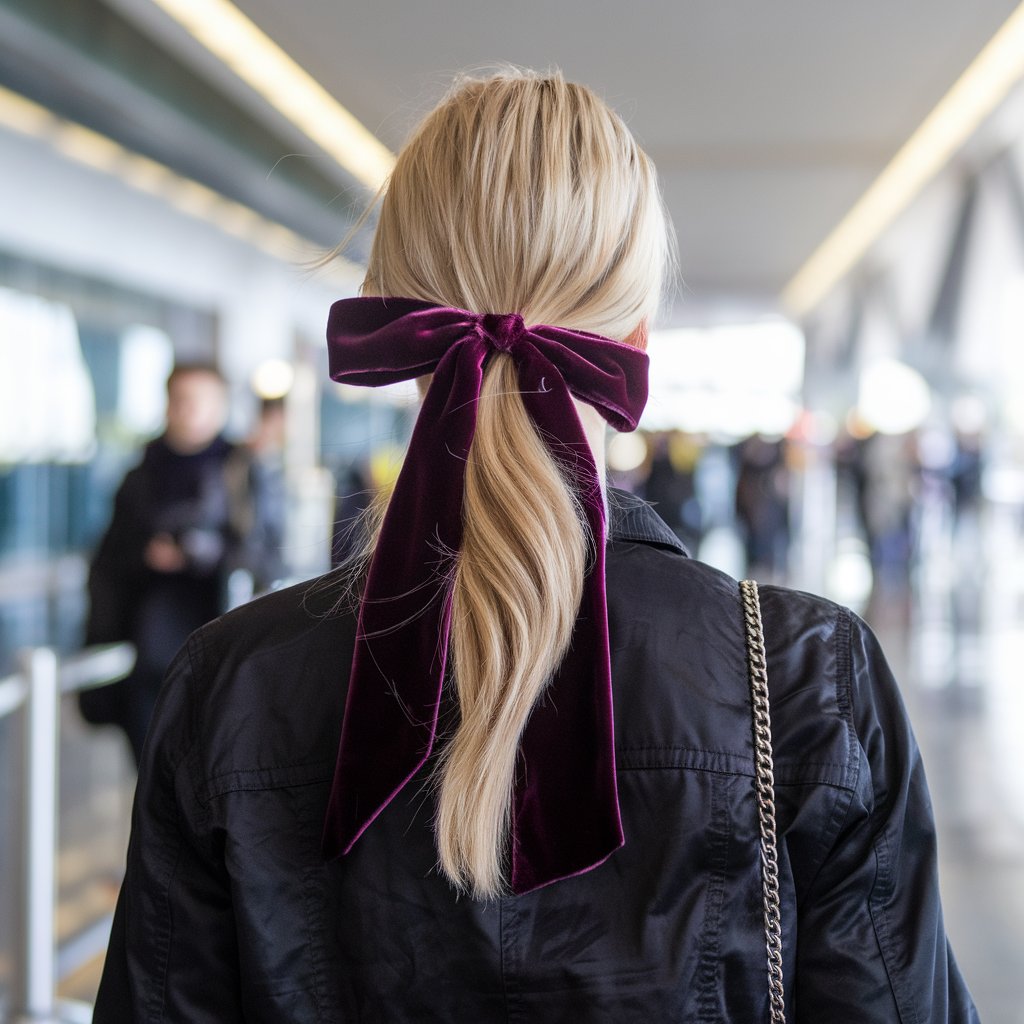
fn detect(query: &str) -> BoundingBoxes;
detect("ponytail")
[435,356,588,895]
[348,68,671,895]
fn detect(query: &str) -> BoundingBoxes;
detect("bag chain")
[740,579,786,1023]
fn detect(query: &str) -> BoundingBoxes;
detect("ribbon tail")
[322,339,487,859]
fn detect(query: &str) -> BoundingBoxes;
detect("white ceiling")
[141,0,1024,319]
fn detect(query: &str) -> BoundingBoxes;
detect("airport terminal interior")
[2,0,1024,1020]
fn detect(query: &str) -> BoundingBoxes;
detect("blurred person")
[734,433,791,581]
[860,431,918,591]
[835,422,871,534]
[95,71,977,1022]
[80,363,277,765]
[950,425,984,527]
[642,431,703,552]
[224,395,288,599]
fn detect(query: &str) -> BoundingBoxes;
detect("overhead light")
[0,87,53,135]
[251,358,295,399]
[857,358,932,434]
[167,177,222,219]
[0,84,357,277]
[148,0,396,191]
[119,151,174,195]
[50,122,124,172]
[782,2,1024,317]
[607,433,648,473]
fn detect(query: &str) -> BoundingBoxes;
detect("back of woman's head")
[359,69,671,898]
[365,69,669,338]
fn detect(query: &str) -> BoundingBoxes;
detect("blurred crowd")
[585,418,991,596]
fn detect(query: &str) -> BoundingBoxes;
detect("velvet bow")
[322,296,649,894]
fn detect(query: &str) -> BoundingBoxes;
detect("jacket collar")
[607,488,689,556]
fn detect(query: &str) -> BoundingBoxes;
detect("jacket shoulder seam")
[183,626,215,807]
[834,606,860,781]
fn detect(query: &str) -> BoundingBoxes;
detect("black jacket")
[95,492,978,1022]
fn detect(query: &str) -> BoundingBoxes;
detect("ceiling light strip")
[782,2,1024,317]
[148,0,396,191]
[0,83,358,277]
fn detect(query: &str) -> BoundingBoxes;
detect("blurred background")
[1,0,1023,1020]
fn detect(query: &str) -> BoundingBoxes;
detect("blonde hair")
[359,69,671,897]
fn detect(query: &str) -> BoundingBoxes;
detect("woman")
[94,70,978,1022]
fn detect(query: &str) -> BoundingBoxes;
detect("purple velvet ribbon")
[322,297,649,894]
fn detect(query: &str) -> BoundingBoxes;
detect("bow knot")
[322,297,649,894]
[480,312,525,352]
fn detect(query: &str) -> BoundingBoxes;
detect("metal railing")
[0,642,134,1024]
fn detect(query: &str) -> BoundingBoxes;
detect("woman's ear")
[624,319,649,351]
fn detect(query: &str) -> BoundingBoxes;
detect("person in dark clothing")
[224,396,288,601]
[82,363,266,765]
[734,433,791,580]
[94,71,978,1021]
[642,431,703,551]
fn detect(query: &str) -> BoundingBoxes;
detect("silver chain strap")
[739,579,786,1023]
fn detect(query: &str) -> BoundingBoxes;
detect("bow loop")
[322,296,648,894]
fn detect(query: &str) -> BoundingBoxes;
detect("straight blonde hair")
[359,69,671,897]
